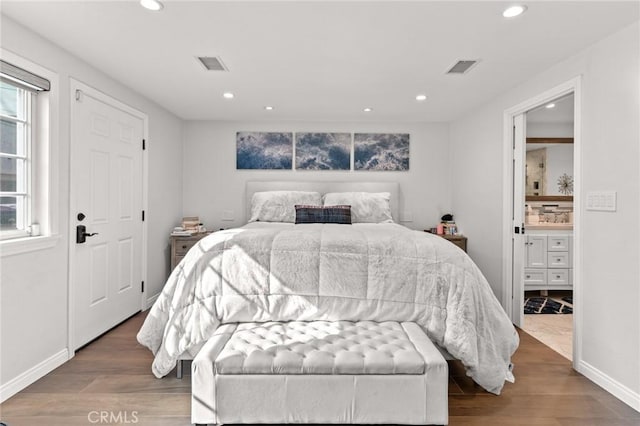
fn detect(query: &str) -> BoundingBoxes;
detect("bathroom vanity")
[524,228,573,291]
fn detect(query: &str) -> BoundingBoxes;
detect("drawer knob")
[526,275,531,279]
[557,258,561,262]
[182,245,187,249]
[556,275,561,279]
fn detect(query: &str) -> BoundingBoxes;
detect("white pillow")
[322,192,393,223]
[249,191,322,223]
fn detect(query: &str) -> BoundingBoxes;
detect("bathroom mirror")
[525,93,574,202]
[525,138,573,201]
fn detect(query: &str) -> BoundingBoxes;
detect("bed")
[137,181,519,395]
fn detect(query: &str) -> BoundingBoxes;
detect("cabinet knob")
[526,275,531,279]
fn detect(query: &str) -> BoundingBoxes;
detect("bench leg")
[176,360,183,379]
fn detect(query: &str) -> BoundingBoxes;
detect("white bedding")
[137,222,519,394]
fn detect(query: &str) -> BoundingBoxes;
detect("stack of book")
[170,227,192,236]
[182,216,201,233]
[443,221,458,235]
[170,216,203,236]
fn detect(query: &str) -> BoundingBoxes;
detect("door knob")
[76,225,99,244]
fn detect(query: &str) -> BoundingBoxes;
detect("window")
[1,81,32,238]
[0,60,50,241]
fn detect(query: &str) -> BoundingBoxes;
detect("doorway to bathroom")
[521,93,574,360]
[502,77,582,367]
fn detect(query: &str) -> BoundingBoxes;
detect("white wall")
[450,22,639,408]
[0,16,184,398]
[183,121,451,232]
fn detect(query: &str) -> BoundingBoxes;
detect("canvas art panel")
[237,132,293,169]
[295,132,351,170]
[354,133,410,171]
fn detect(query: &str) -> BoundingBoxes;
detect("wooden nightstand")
[440,234,467,252]
[170,232,213,272]
[424,231,468,252]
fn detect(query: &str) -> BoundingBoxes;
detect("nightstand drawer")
[547,251,570,268]
[175,239,198,255]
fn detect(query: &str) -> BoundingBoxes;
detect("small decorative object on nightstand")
[170,232,213,273]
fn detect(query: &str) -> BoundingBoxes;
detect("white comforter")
[137,223,519,394]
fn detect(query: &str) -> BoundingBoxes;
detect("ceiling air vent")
[446,60,478,75]
[197,56,228,71]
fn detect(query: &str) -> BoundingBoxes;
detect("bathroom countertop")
[526,224,573,231]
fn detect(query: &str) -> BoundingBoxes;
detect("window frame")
[0,50,59,257]
[0,83,34,240]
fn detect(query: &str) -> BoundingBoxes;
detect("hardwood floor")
[1,312,638,426]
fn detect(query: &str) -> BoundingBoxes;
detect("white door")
[511,113,526,327]
[71,86,144,349]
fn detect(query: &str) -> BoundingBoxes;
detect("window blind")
[0,60,50,92]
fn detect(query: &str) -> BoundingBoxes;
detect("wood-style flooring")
[1,311,638,426]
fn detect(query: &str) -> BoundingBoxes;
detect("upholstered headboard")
[245,181,400,222]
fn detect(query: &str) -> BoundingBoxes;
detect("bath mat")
[524,296,573,314]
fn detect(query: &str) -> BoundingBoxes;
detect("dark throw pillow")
[294,205,352,224]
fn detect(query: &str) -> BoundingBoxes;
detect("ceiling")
[527,93,574,124]
[1,1,638,122]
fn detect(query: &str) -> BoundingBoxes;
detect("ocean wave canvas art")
[295,132,351,170]
[236,132,293,169]
[354,133,410,171]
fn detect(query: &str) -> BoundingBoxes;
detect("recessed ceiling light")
[140,0,163,11]
[223,92,234,99]
[546,103,556,109]
[503,5,527,18]
[363,107,373,112]
[264,106,274,111]
[416,94,427,101]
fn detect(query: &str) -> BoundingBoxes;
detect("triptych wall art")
[236,132,410,171]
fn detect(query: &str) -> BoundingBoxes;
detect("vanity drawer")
[547,269,570,286]
[547,251,570,268]
[548,235,570,251]
[524,269,546,286]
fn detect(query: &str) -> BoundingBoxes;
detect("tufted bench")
[192,320,448,425]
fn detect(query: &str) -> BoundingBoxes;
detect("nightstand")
[440,234,467,252]
[424,231,467,253]
[170,232,213,272]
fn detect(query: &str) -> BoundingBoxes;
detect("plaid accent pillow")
[294,205,352,224]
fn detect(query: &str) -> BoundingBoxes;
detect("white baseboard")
[577,360,640,412]
[0,348,69,403]
[144,292,159,310]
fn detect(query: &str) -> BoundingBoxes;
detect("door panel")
[72,88,143,349]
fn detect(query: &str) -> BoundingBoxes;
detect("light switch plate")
[586,191,617,211]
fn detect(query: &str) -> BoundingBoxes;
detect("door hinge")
[142,139,146,150]
[75,89,82,101]
[141,281,144,293]
[142,210,145,221]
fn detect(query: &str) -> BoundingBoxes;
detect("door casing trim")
[501,75,582,369]
[68,78,149,356]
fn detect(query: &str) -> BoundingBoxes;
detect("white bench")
[192,320,448,425]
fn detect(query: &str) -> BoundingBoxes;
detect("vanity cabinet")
[525,235,547,268]
[524,232,573,290]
